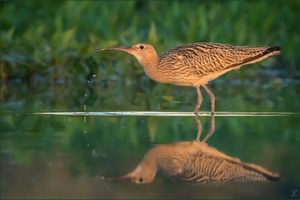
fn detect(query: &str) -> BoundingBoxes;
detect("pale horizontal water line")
[34,111,298,117]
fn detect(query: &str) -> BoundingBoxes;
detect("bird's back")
[157,43,281,86]
[156,141,279,184]
[163,152,277,183]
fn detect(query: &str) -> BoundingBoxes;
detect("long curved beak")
[93,46,133,58]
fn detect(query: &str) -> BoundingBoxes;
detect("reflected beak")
[93,46,133,58]
[101,173,133,182]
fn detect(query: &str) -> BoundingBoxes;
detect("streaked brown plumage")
[105,141,279,184]
[94,42,281,114]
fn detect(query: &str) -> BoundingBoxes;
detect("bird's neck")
[136,147,159,181]
[135,54,162,82]
[141,148,159,170]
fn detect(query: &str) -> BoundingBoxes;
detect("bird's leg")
[194,86,203,114]
[194,114,203,141]
[202,85,215,115]
[202,113,215,143]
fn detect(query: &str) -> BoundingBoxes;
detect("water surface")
[1,75,299,199]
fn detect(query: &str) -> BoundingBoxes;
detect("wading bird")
[94,43,281,114]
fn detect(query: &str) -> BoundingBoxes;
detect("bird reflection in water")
[102,115,279,184]
[105,140,279,184]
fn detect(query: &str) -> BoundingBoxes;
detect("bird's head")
[94,43,158,68]
[121,162,158,184]
[103,162,157,184]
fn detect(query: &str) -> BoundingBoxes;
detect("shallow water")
[1,75,300,199]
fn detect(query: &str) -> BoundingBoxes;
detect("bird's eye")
[139,45,144,49]
[138,177,144,183]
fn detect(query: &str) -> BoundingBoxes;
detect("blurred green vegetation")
[0,0,299,85]
[1,0,299,110]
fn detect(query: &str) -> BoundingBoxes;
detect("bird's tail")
[239,162,280,182]
[265,46,282,56]
[230,45,282,68]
